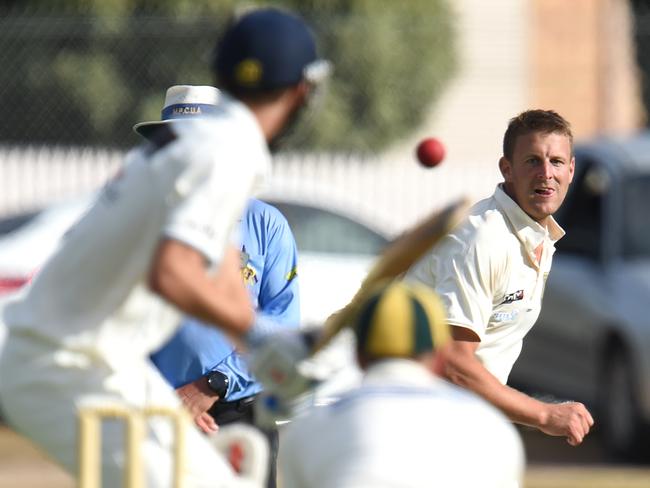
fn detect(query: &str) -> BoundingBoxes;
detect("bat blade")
[312,197,471,353]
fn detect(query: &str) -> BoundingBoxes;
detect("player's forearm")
[149,241,254,335]
[444,348,548,428]
[179,277,253,333]
[485,383,551,429]
[445,347,594,444]
[152,266,253,333]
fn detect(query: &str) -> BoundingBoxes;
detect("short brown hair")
[503,109,573,161]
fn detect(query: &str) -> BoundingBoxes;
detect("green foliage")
[281,0,457,151]
[0,1,456,152]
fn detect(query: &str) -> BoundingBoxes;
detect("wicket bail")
[78,403,188,488]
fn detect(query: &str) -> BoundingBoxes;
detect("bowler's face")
[500,131,575,226]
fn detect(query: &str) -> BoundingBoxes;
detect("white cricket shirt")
[407,185,564,384]
[2,96,270,370]
[279,359,524,488]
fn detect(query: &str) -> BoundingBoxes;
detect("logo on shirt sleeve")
[500,289,524,305]
[492,310,520,323]
[285,267,298,282]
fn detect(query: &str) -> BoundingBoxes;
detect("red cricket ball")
[416,137,446,168]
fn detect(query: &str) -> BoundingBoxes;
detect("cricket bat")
[311,197,471,353]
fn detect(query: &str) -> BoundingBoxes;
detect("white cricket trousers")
[0,330,259,488]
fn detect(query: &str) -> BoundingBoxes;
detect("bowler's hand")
[540,401,594,446]
[176,378,220,434]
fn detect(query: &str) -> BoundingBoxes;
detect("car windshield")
[268,201,388,255]
[0,197,388,266]
[622,174,650,258]
[0,196,93,244]
[0,210,41,236]
[553,161,605,260]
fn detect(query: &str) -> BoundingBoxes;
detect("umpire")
[0,6,329,488]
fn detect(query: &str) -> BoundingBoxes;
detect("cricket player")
[0,8,328,487]
[279,281,525,488]
[407,109,594,446]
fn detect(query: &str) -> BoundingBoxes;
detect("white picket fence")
[0,145,502,236]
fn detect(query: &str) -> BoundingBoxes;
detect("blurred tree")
[284,0,457,151]
[0,0,456,153]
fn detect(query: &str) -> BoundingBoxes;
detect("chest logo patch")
[242,264,258,286]
[240,247,258,286]
[501,289,524,305]
[492,310,520,323]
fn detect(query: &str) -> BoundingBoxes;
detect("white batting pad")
[209,423,269,487]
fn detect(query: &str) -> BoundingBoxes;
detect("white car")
[268,200,387,325]
[0,196,94,294]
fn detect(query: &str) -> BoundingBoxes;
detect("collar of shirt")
[362,358,442,388]
[493,184,565,256]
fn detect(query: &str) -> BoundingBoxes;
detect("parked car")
[269,200,388,325]
[509,132,650,461]
[0,197,94,294]
[0,194,389,326]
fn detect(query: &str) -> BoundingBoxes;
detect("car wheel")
[600,347,649,462]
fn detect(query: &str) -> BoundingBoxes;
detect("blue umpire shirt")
[151,198,300,401]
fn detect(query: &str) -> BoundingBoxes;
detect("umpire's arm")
[444,326,594,446]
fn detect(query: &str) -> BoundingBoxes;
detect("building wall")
[531,0,644,138]
[389,0,530,168]
[391,0,643,170]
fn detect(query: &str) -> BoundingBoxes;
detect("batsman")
[0,7,329,487]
